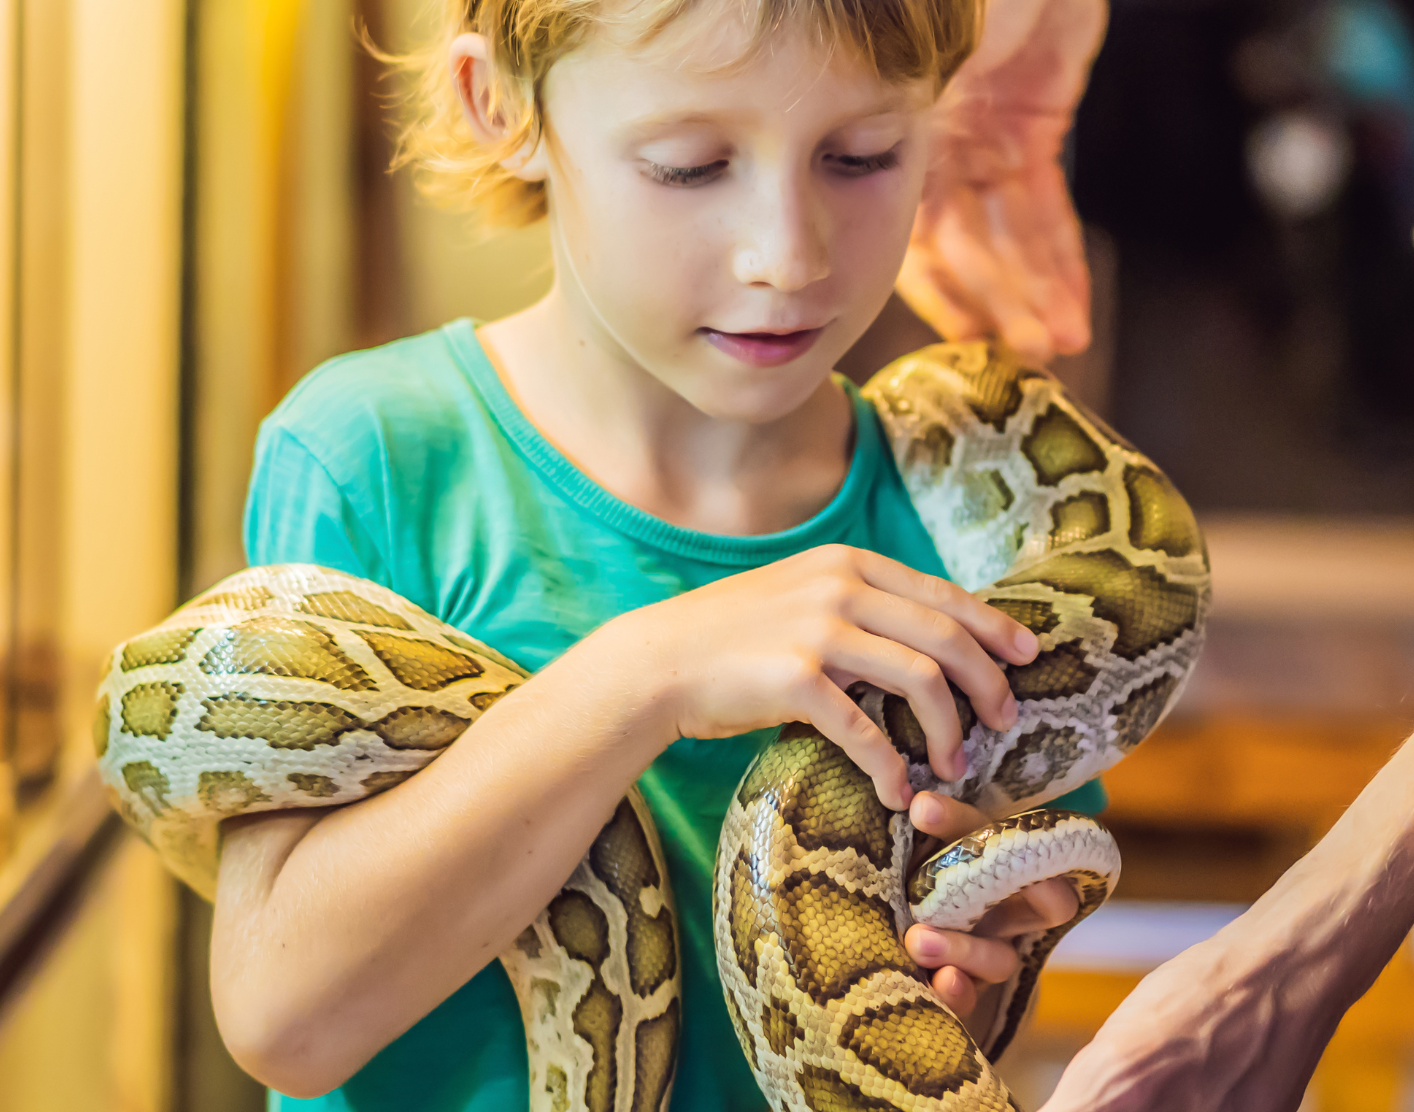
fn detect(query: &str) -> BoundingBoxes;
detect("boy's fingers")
[905,925,1020,985]
[975,878,1080,939]
[1020,877,1081,931]
[853,553,1039,664]
[802,675,913,811]
[909,791,988,842]
[850,589,1020,738]
[931,965,978,1017]
[826,633,964,775]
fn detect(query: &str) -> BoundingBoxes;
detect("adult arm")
[896,0,1108,364]
[1040,734,1414,1111]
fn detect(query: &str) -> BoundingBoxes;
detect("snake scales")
[95,343,1209,1112]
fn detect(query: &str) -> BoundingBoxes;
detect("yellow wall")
[186,0,553,594]
[0,0,14,858]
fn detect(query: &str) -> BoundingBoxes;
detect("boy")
[214,1,1096,1107]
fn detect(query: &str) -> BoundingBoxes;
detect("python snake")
[95,343,1210,1111]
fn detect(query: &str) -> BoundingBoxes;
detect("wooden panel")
[188,0,367,594]
[65,0,185,758]
[0,0,186,1107]
[188,0,295,591]
[0,841,120,1112]
[1104,714,1412,839]
[110,840,178,1112]
[10,0,70,790]
[0,0,14,860]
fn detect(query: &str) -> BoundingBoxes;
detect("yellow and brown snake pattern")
[96,343,1209,1112]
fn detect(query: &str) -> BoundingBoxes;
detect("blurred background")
[0,0,1409,1109]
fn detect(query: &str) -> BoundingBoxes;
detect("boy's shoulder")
[263,321,485,468]
[273,322,475,430]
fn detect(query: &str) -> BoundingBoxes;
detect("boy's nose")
[731,174,831,292]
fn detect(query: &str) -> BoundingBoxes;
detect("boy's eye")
[644,160,728,187]
[826,147,902,177]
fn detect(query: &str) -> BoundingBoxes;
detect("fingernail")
[913,793,944,828]
[1002,693,1018,728]
[914,932,946,962]
[1014,629,1038,658]
[951,749,968,780]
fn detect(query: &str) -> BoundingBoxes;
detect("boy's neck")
[476,289,855,537]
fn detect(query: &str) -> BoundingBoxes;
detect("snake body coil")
[96,344,1209,1111]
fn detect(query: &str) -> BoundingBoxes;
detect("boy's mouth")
[700,327,823,368]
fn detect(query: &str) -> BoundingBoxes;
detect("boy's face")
[537,12,937,422]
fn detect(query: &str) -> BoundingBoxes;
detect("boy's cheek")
[559,171,911,361]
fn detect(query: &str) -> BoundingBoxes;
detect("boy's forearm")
[212,614,678,1096]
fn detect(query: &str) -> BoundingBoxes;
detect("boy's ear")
[448,32,549,181]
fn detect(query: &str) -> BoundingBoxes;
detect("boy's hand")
[898,0,1108,364]
[613,544,1039,811]
[905,792,1080,1031]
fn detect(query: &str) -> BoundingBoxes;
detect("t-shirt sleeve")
[243,424,390,583]
[1049,778,1108,815]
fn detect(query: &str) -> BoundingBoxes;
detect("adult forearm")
[212,615,673,1096]
[1237,733,1414,1041]
[1042,734,1414,1111]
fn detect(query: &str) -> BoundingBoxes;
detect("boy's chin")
[669,364,837,424]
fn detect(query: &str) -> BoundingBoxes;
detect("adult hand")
[1038,734,1414,1111]
[898,0,1108,363]
[904,791,1079,1037]
[1036,934,1319,1111]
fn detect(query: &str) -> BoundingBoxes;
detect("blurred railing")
[0,772,116,1010]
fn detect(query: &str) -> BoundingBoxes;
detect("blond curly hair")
[389,0,981,227]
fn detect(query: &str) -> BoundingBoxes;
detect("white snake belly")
[95,342,1210,1111]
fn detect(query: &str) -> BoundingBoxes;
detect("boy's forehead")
[596,0,765,53]
[592,0,896,82]
[557,8,930,126]
[596,0,801,68]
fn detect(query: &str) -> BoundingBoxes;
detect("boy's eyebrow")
[622,110,732,132]
[619,98,916,137]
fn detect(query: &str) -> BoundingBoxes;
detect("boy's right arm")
[213,616,675,1098]
[212,544,1044,1097]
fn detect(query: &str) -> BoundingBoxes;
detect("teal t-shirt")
[246,319,1105,1112]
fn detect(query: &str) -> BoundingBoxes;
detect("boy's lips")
[701,327,823,368]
